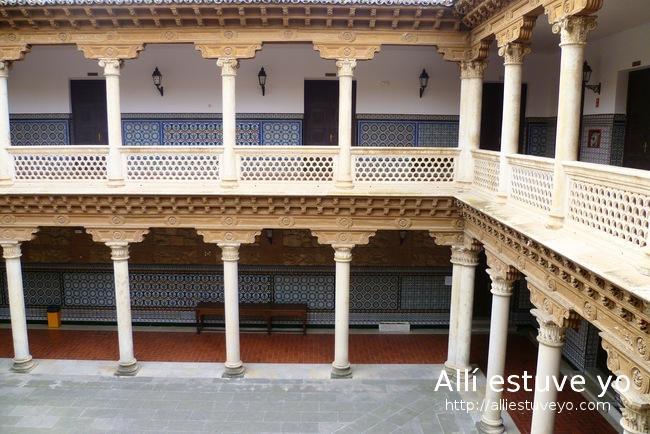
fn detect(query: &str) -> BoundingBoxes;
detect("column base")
[0,178,14,187]
[11,356,36,373]
[545,213,564,229]
[107,178,126,188]
[115,360,140,376]
[477,418,505,434]
[443,362,475,382]
[331,363,352,379]
[335,180,354,190]
[220,180,238,189]
[495,192,508,204]
[222,363,245,378]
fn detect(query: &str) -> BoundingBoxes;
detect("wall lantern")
[152,67,164,96]
[258,67,267,96]
[419,69,429,98]
[582,61,601,94]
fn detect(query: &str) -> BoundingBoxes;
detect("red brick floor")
[0,329,615,434]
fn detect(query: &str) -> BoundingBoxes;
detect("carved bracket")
[194,43,262,59]
[485,249,520,283]
[0,43,30,61]
[313,44,380,60]
[196,229,260,246]
[311,230,375,248]
[77,43,144,60]
[602,332,650,396]
[0,227,38,243]
[85,228,149,245]
[545,0,604,25]
[528,277,580,329]
[438,39,490,63]
[495,16,536,47]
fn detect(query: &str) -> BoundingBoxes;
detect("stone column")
[100,59,125,187]
[1,242,35,372]
[547,16,597,228]
[219,243,244,378]
[478,255,518,433]
[446,241,481,376]
[0,61,13,185]
[530,308,569,433]
[332,246,352,378]
[335,59,356,189]
[109,243,138,376]
[613,379,650,434]
[456,60,488,187]
[217,58,239,188]
[496,43,530,203]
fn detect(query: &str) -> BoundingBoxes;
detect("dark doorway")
[479,82,527,152]
[623,68,650,170]
[70,80,108,145]
[303,80,356,146]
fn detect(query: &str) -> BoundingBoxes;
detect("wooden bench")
[195,302,308,334]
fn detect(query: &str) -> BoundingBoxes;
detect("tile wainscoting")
[356,114,459,148]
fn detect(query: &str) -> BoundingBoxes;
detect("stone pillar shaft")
[445,262,462,367]
[110,244,138,375]
[2,242,35,372]
[335,59,356,189]
[332,247,352,378]
[0,62,13,185]
[217,58,239,188]
[100,59,124,186]
[220,244,244,377]
[457,61,486,186]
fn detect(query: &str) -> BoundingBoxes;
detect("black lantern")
[419,69,429,98]
[582,61,601,94]
[258,67,267,96]
[152,67,164,96]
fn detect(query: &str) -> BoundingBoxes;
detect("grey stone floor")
[0,372,481,434]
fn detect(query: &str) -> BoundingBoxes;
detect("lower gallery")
[0,0,649,433]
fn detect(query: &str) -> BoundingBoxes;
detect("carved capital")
[528,278,580,330]
[496,16,536,47]
[77,44,143,60]
[109,244,129,261]
[551,15,598,45]
[220,245,239,262]
[311,230,375,249]
[313,44,380,60]
[334,247,352,263]
[485,250,519,295]
[195,44,261,59]
[613,381,650,434]
[216,57,239,76]
[336,59,357,77]
[98,58,122,76]
[1,242,22,260]
[532,308,568,347]
[459,60,488,80]
[498,42,531,65]
[85,228,149,246]
[196,229,260,246]
[0,44,30,62]
[0,227,38,244]
[602,332,650,395]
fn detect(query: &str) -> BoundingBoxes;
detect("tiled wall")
[356,115,458,147]
[9,114,71,146]
[0,264,453,326]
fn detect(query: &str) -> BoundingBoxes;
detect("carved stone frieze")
[313,44,380,60]
[195,44,262,59]
[77,43,144,60]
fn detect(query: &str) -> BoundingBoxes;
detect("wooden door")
[479,82,528,152]
[623,68,650,170]
[70,80,108,145]
[303,80,356,146]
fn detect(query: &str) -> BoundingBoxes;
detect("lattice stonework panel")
[568,179,650,248]
[126,154,220,181]
[510,165,553,212]
[13,154,107,180]
[354,155,455,182]
[473,157,499,193]
[240,155,334,182]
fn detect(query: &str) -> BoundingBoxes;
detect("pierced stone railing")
[9,146,108,181]
[352,147,459,183]
[123,147,221,181]
[507,154,554,212]
[472,149,500,193]
[236,146,337,182]
[564,161,650,253]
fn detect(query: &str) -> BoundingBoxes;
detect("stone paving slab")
[0,360,519,434]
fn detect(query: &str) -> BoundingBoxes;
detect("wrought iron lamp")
[419,69,429,98]
[258,67,267,96]
[152,67,164,96]
[582,61,601,94]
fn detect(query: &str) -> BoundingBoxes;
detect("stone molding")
[85,228,150,246]
[336,59,357,77]
[552,15,597,46]
[77,43,144,60]
[216,57,239,76]
[195,44,262,59]
[196,229,261,246]
[314,44,380,60]
[311,230,375,249]
[498,42,531,65]
[459,60,488,80]
[531,307,568,348]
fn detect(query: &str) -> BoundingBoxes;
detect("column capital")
[498,42,531,66]
[85,228,149,245]
[613,380,650,434]
[219,244,239,262]
[531,308,568,347]
[450,244,481,267]
[0,60,10,78]
[109,244,129,261]
[196,229,260,246]
[314,44,380,61]
[552,15,598,46]
[216,57,240,76]
[459,60,488,80]
[336,59,357,77]
[99,58,122,76]
[77,44,143,60]
[1,242,22,260]
[311,230,374,249]
[334,247,352,263]
[485,250,520,290]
